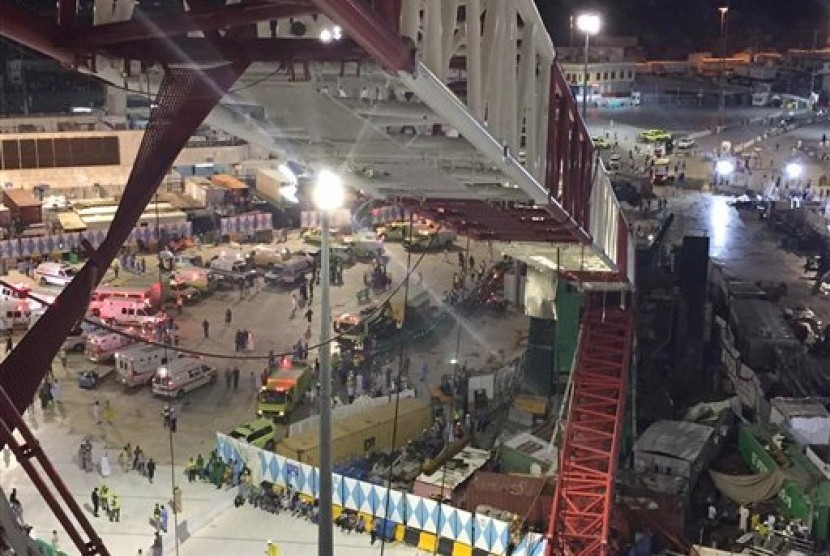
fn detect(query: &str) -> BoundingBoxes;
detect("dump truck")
[257,363,313,422]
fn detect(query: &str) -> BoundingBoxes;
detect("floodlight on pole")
[575,13,601,119]
[313,169,345,211]
[313,168,344,556]
[715,159,734,176]
[785,162,803,179]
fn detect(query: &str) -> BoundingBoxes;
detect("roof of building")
[771,397,830,419]
[415,447,491,492]
[3,188,40,207]
[634,420,715,462]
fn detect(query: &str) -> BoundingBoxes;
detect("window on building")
[595,72,601,81]
[603,72,608,80]
[611,71,616,79]
[629,71,634,79]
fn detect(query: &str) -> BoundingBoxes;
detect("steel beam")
[0,2,75,66]
[0,61,247,416]
[308,0,416,73]
[105,37,365,64]
[547,309,633,556]
[58,0,78,31]
[68,2,314,48]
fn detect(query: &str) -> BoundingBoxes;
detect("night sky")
[534,0,829,58]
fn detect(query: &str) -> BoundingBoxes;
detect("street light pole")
[318,210,333,556]
[575,13,601,120]
[718,6,729,110]
[313,169,344,556]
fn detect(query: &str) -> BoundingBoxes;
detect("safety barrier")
[0,222,193,259]
[216,433,546,556]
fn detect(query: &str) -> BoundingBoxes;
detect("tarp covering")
[710,470,786,505]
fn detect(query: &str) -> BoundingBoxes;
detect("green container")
[69,252,78,264]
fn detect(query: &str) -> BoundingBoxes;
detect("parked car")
[591,136,611,150]
[676,137,695,149]
[638,129,672,143]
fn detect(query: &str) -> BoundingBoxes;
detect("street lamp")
[313,168,344,556]
[715,159,734,177]
[718,6,729,110]
[576,13,601,119]
[785,162,803,180]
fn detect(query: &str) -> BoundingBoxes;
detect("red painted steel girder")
[0,2,75,65]
[548,309,634,556]
[308,0,414,73]
[67,1,314,49]
[398,198,583,243]
[105,37,366,65]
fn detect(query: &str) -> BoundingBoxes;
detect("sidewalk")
[1,419,419,555]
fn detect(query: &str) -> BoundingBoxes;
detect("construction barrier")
[216,433,546,556]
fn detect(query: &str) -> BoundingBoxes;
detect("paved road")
[10,237,527,466]
[4,421,420,556]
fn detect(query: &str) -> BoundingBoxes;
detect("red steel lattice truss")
[547,309,634,556]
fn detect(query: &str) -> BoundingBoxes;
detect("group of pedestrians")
[90,483,121,522]
[224,367,241,389]
[116,443,157,483]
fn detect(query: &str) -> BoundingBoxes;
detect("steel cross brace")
[547,309,634,556]
[0,61,248,554]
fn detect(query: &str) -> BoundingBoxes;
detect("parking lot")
[12,234,528,464]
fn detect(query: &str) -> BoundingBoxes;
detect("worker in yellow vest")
[265,540,280,556]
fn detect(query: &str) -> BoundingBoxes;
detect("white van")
[85,332,134,364]
[0,300,31,329]
[34,262,77,286]
[97,299,167,328]
[116,344,180,387]
[151,357,216,399]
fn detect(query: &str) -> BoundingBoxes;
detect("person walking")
[153,503,161,531]
[59,348,68,370]
[225,307,232,325]
[159,505,168,533]
[146,458,156,484]
[109,494,121,522]
[169,407,177,433]
[103,400,114,425]
[92,400,102,425]
[100,484,110,515]
[232,367,240,390]
[291,293,298,319]
[202,319,210,339]
[225,368,232,389]
[266,540,280,556]
[91,487,100,517]
[51,379,62,405]
[5,335,12,354]
[304,308,313,323]
[151,532,163,556]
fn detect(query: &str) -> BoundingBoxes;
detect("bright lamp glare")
[785,162,803,179]
[332,26,343,40]
[319,29,333,43]
[576,13,601,35]
[715,159,734,176]
[314,170,345,211]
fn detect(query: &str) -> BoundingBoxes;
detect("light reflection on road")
[708,195,733,259]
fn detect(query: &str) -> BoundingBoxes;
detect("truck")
[334,286,433,345]
[404,227,457,251]
[257,362,313,422]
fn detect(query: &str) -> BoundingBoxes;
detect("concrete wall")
[0,129,252,192]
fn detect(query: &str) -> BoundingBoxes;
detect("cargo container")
[3,188,42,225]
[461,471,552,525]
[184,177,226,208]
[276,398,432,466]
[255,168,285,205]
